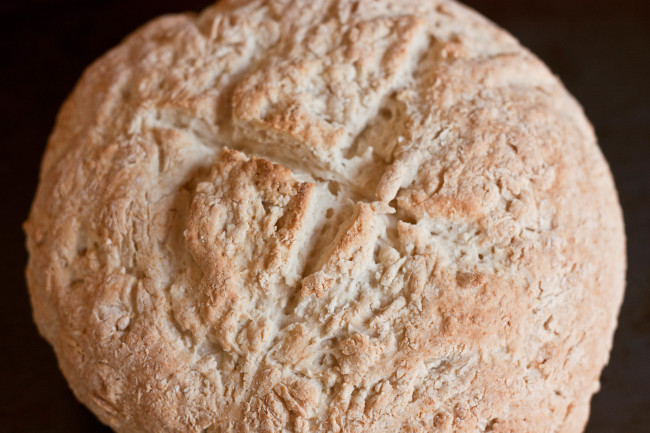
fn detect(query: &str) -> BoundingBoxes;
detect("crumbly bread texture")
[24,1,626,432]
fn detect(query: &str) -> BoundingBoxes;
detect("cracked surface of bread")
[25,1,625,432]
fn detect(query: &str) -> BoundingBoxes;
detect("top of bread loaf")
[25,1,625,432]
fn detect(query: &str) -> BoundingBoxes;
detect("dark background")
[1,1,648,431]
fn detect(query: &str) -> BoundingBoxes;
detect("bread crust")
[25,1,625,432]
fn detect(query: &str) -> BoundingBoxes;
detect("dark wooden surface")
[0,1,648,432]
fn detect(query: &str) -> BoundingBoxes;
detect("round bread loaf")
[25,1,626,432]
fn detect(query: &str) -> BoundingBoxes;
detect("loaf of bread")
[24,1,626,432]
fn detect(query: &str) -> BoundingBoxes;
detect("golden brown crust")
[25,1,625,432]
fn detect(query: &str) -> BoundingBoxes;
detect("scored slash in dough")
[24,1,626,432]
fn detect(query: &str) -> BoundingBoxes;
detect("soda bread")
[24,1,626,432]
